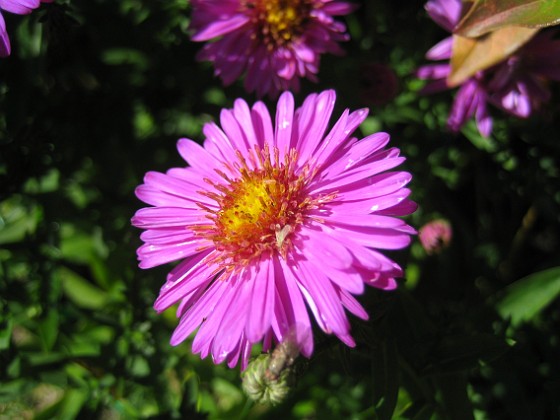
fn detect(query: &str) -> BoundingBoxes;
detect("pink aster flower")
[0,0,51,57]
[189,0,355,97]
[486,31,560,118]
[417,0,560,137]
[131,90,416,369]
[418,219,452,255]
[416,0,493,136]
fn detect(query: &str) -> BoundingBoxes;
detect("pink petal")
[312,156,406,193]
[251,101,274,149]
[276,258,314,357]
[298,227,353,270]
[154,250,215,312]
[296,260,350,337]
[320,132,391,178]
[297,90,336,162]
[0,13,10,57]
[246,257,275,342]
[177,138,224,177]
[0,0,40,15]
[337,288,369,320]
[334,172,413,202]
[137,235,211,269]
[191,14,249,42]
[220,108,252,158]
[426,37,453,60]
[210,277,252,360]
[131,206,207,229]
[274,91,295,158]
[171,276,229,345]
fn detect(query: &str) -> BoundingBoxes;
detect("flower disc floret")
[249,0,312,48]
[199,145,330,268]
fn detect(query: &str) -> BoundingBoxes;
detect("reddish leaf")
[455,0,560,38]
[448,26,537,87]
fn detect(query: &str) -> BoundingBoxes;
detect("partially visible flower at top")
[0,0,52,57]
[417,0,560,137]
[131,90,416,369]
[418,219,452,255]
[189,0,355,97]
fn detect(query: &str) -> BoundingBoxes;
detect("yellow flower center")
[246,0,314,47]
[197,145,334,270]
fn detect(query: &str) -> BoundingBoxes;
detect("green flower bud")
[241,354,293,405]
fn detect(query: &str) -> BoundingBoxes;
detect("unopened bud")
[419,219,452,255]
[241,354,293,405]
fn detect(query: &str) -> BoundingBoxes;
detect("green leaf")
[0,317,13,350]
[59,224,108,265]
[212,378,244,413]
[421,334,509,374]
[56,388,89,419]
[26,352,68,367]
[57,266,109,310]
[0,197,41,245]
[400,402,436,420]
[0,379,30,402]
[37,310,59,351]
[497,266,560,326]
[435,373,474,420]
[455,0,560,38]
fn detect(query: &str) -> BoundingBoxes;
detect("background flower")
[132,90,416,368]
[487,31,560,118]
[418,219,452,255]
[417,0,560,137]
[416,0,493,136]
[189,0,355,97]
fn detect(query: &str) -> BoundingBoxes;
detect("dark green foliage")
[1,0,560,418]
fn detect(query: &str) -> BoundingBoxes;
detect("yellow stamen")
[196,145,334,271]
[245,0,314,47]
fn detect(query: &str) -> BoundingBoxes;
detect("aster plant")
[131,90,416,369]
[189,0,355,97]
[417,0,560,137]
[0,0,51,57]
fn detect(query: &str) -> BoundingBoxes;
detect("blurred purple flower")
[189,0,355,98]
[131,90,416,369]
[419,219,452,255]
[417,0,560,137]
[0,0,51,57]
[487,31,560,118]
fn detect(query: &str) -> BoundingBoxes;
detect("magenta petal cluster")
[0,0,51,57]
[417,0,560,137]
[189,0,354,97]
[131,90,416,369]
